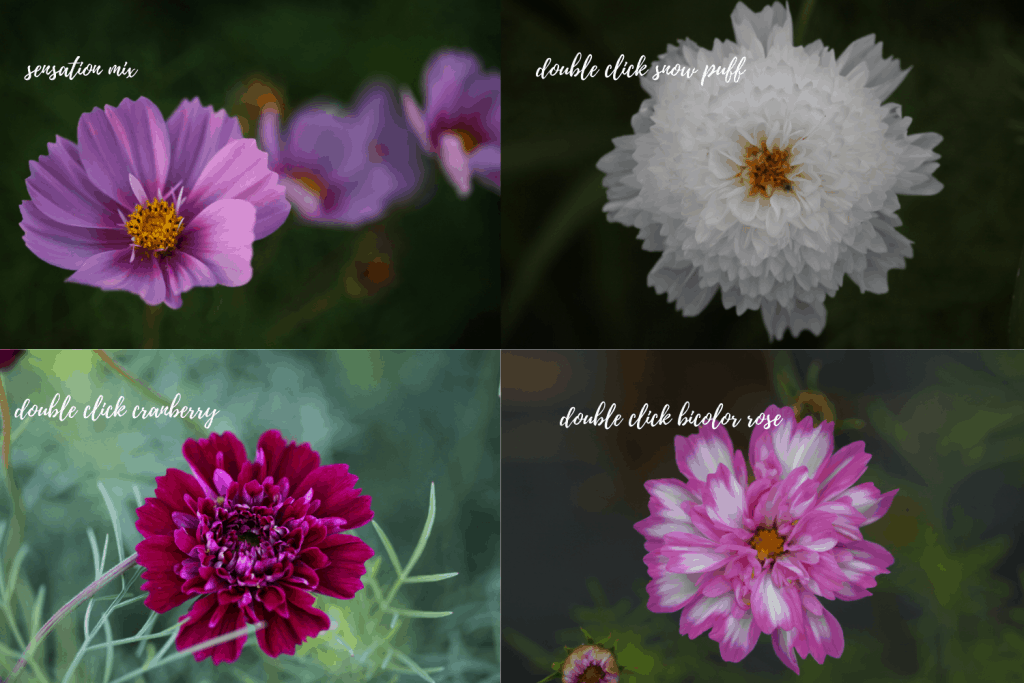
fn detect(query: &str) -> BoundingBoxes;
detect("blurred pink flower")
[402,50,500,198]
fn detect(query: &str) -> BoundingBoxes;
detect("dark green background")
[502,0,1024,348]
[2,1,499,348]
[501,350,1024,681]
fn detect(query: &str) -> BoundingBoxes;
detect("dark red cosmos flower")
[0,350,25,370]
[135,430,374,663]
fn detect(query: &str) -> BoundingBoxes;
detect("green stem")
[92,351,206,436]
[1009,239,1024,346]
[794,0,817,46]
[142,306,163,349]
[5,553,138,683]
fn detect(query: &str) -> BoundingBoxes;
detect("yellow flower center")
[125,198,183,256]
[750,527,786,561]
[739,140,795,198]
[448,128,479,153]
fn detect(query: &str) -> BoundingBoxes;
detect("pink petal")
[77,96,170,208]
[751,567,802,632]
[439,132,473,197]
[702,464,746,529]
[674,424,744,484]
[646,569,699,613]
[19,199,128,270]
[816,441,872,501]
[24,135,124,229]
[769,409,834,479]
[166,97,244,193]
[138,569,189,613]
[844,483,898,524]
[803,607,844,664]
[400,88,430,151]
[468,142,500,192]
[185,138,288,240]
[177,198,255,287]
[771,626,802,674]
[664,547,731,574]
[255,587,330,657]
[710,611,761,662]
[66,246,168,306]
[680,594,733,639]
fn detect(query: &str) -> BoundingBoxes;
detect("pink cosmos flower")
[401,50,500,198]
[561,644,619,683]
[257,84,424,227]
[20,96,291,308]
[135,430,374,663]
[635,406,897,674]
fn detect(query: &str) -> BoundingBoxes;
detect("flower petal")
[177,594,247,664]
[166,97,244,194]
[315,534,374,600]
[77,96,170,208]
[176,198,255,288]
[182,432,249,499]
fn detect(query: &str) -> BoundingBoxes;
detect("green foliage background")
[502,0,1024,347]
[0,349,499,683]
[2,1,499,348]
[503,350,1024,681]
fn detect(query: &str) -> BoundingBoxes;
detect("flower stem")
[794,0,817,45]
[92,351,206,435]
[0,373,9,472]
[1009,241,1024,346]
[4,552,139,683]
[142,305,162,349]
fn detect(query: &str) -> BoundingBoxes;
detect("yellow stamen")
[750,527,786,561]
[738,140,795,198]
[125,198,183,257]
[448,128,479,153]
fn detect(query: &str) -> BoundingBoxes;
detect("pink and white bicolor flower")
[635,405,897,674]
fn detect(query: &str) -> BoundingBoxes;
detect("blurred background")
[502,0,1024,347]
[0,349,499,683]
[3,1,499,348]
[501,350,1024,681]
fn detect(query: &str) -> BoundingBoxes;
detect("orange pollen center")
[448,128,479,153]
[739,140,795,198]
[125,198,183,256]
[750,527,786,561]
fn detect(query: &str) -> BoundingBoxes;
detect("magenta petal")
[66,247,168,306]
[315,534,374,600]
[177,594,247,664]
[674,425,741,483]
[166,97,244,194]
[422,51,484,135]
[295,463,373,530]
[77,96,170,208]
[137,536,186,575]
[771,627,802,674]
[679,594,733,639]
[254,430,322,490]
[182,432,250,498]
[255,589,329,657]
[177,199,255,287]
[139,569,190,612]
[185,138,288,240]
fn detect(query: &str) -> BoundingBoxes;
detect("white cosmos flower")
[597,1,943,341]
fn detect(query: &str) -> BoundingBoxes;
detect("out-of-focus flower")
[0,350,25,371]
[635,405,897,674]
[402,50,500,198]
[561,644,619,683]
[19,97,290,308]
[598,2,943,341]
[135,430,374,663]
[258,84,423,227]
